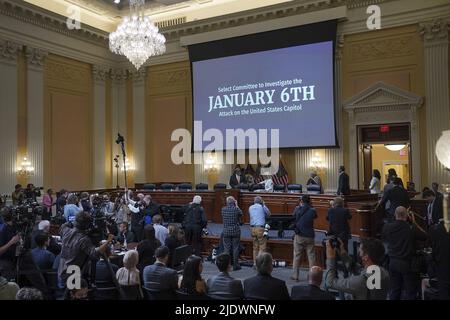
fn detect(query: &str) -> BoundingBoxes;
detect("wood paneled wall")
[44,54,93,190]
[146,61,194,182]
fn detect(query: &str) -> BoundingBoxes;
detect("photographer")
[382,206,427,300]
[0,210,21,279]
[183,195,207,257]
[325,237,389,300]
[326,197,352,251]
[58,211,113,290]
[24,184,41,203]
[80,192,92,212]
[12,184,24,206]
[56,189,68,217]
[63,194,83,223]
[291,195,317,281]
[221,196,243,271]
[248,196,271,266]
[128,193,145,242]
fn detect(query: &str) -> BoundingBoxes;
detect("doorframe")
[344,82,423,190]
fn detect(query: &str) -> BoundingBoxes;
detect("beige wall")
[44,54,93,190]
[371,144,410,185]
[342,25,426,187]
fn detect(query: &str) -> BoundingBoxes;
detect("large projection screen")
[189,20,338,151]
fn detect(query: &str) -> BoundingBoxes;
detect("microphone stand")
[116,133,128,203]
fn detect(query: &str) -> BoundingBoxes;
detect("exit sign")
[380,125,390,133]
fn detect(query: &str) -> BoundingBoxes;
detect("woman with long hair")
[369,169,382,194]
[179,255,207,296]
[136,225,161,273]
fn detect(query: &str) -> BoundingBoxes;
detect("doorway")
[358,124,411,190]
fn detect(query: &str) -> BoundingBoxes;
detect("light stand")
[115,133,128,202]
[114,155,120,189]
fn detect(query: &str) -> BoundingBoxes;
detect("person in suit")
[143,246,178,298]
[423,190,443,227]
[428,222,450,300]
[291,266,335,300]
[136,225,161,273]
[94,242,119,300]
[431,182,443,200]
[116,222,135,246]
[379,177,410,219]
[337,166,350,196]
[183,195,207,257]
[31,233,55,271]
[207,253,244,300]
[229,167,246,188]
[326,197,352,251]
[243,252,290,300]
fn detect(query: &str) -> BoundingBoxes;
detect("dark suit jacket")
[143,262,178,293]
[95,260,119,288]
[243,274,290,300]
[229,174,246,188]
[429,197,443,225]
[207,272,244,299]
[116,231,135,244]
[380,185,410,215]
[337,172,350,195]
[291,284,335,300]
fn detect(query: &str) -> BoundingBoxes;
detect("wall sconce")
[121,158,135,172]
[204,153,218,173]
[17,157,35,177]
[310,152,324,170]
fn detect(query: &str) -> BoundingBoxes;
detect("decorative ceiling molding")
[0,0,109,45]
[419,18,450,43]
[0,38,22,61]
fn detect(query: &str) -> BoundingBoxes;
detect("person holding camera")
[12,184,24,206]
[63,194,83,223]
[221,196,243,271]
[325,237,390,300]
[382,206,427,300]
[326,197,352,251]
[0,210,21,280]
[291,195,317,281]
[183,195,207,257]
[249,196,271,267]
[58,211,114,292]
[24,184,41,203]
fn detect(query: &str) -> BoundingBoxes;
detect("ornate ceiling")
[23,0,294,32]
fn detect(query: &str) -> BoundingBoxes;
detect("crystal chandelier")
[109,0,166,70]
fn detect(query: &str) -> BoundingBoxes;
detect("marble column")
[132,69,147,184]
[92,65,109,189]
[420,19,450,185]
[0,39,21,194]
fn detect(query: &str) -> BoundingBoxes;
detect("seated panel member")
[229,167,246,188]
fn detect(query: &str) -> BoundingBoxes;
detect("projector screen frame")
[188,20,340,152]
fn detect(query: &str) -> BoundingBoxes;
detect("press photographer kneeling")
[324,237,389,300]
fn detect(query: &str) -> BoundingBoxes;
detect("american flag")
[253,160,289,185]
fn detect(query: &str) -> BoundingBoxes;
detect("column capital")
[419,19,449,44]
[92,65,110,83]
[131,68,147,84]
[110,68,130,84]
[0,39,22,64]
[25,47,48,70]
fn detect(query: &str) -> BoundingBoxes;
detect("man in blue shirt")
[248,196,271,266]
[31,233,55,270]
[291,195,317,281]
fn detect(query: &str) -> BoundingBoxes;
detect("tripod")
[114,155,120,189]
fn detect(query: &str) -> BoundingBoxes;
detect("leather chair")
[160,183,175,191]
[274,184,286,192]
[287,184,302,193]
[195,183,208,190]
[214,183,227,190]
[178,183,192,191]
[143,183,156,190]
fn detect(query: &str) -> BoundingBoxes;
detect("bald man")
[382,206,427,300]
[291,266,335,300]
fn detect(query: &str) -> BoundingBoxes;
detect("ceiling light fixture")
[384,144,406,151]
[109,0,166,70]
